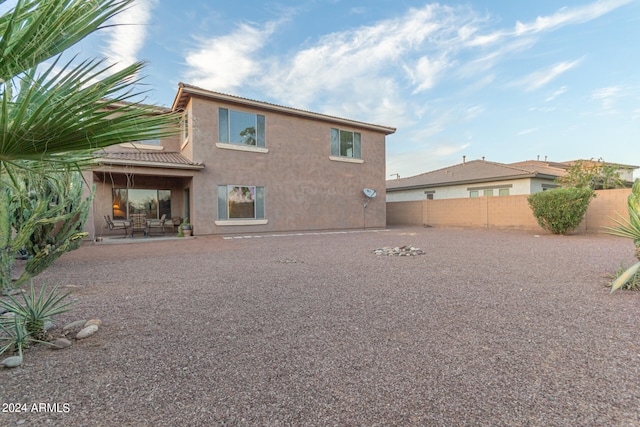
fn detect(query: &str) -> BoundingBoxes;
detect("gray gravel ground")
[1,226,639,426]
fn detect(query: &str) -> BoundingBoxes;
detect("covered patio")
[87,151,204,240]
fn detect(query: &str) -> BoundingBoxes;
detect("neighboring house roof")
[506,160,570,177]
[96,151,204,170]
[387,159,565,191]
[172,82,397,135]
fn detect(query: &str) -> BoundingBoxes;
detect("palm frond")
[1,57,180,166]
[0,0,134,82]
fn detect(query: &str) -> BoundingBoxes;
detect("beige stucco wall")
[387,188,632,234]
[184,96,388,235]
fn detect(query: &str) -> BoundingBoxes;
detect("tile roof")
[172,82,396,135]
[506,160,569,176]
[97,152,204,169]
[387,160,565,191]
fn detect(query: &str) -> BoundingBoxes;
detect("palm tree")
[0,0,180,292]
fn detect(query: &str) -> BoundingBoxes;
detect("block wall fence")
[386,188,632,234]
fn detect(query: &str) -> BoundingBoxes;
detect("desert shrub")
[528,187,595,235]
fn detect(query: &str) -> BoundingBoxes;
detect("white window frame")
[330,128,362,160]
[215,185,268,226]
[219,108,266,148]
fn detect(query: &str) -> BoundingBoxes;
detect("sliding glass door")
[112,189,171,219]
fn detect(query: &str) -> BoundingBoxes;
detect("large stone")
[63,319,87,332]
[1,355,23,368]
[76,325,98,340]
[50,338,72,350]
[85,319,102,328]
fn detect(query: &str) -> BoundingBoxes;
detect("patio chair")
[147,214,167,236]
[130,214,148,237]
[104,215,129,237]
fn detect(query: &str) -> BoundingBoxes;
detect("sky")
[19,0,640,179]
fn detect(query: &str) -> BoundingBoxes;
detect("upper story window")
[331,128,361,159]
[219,108,266,148]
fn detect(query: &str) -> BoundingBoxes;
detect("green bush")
[528,187,595,235]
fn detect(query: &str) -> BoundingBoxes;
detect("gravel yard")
[2,226,639,426]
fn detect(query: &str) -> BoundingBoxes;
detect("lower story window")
[112,188,171,219]
[470,190,479,198]
[218,185,265,220]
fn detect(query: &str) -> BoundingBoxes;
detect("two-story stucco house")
[87,83,395,238]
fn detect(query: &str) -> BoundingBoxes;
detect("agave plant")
[0,281,74,339]
[603,179,640,292]
[0,315,31,358]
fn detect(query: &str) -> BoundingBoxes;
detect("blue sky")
[33,1,640,178]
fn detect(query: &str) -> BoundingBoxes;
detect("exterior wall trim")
[215,143,269,154]
[215,219,269,226]
[329,156,364,164]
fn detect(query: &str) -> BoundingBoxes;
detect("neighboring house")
[386,157,638,202]
[88,83,395,238]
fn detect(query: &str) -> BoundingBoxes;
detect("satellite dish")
[363,188,377,209]
[363,188,377,199]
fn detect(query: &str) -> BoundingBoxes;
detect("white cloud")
[267,5,466,104]
[591,86,622,110]
[469,0,631,46]
[406,56,450,93]
[184,20,280,92]
[545,86,568,102]
[102,0,157,72]
[511,59,582,91]
[513,0,631,35]
[180,4,483,124]
[405,105,484,142]
[177,0,633,181]
[458,37,536,79]
[433,142,472,157]
[387,142,470,178]
[517,128,538,136]
[529,106,556,113]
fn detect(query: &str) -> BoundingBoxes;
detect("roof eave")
[172,83,396,135]
[95,158,205,171]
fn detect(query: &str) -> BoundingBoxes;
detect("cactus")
[0,169,93,293]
